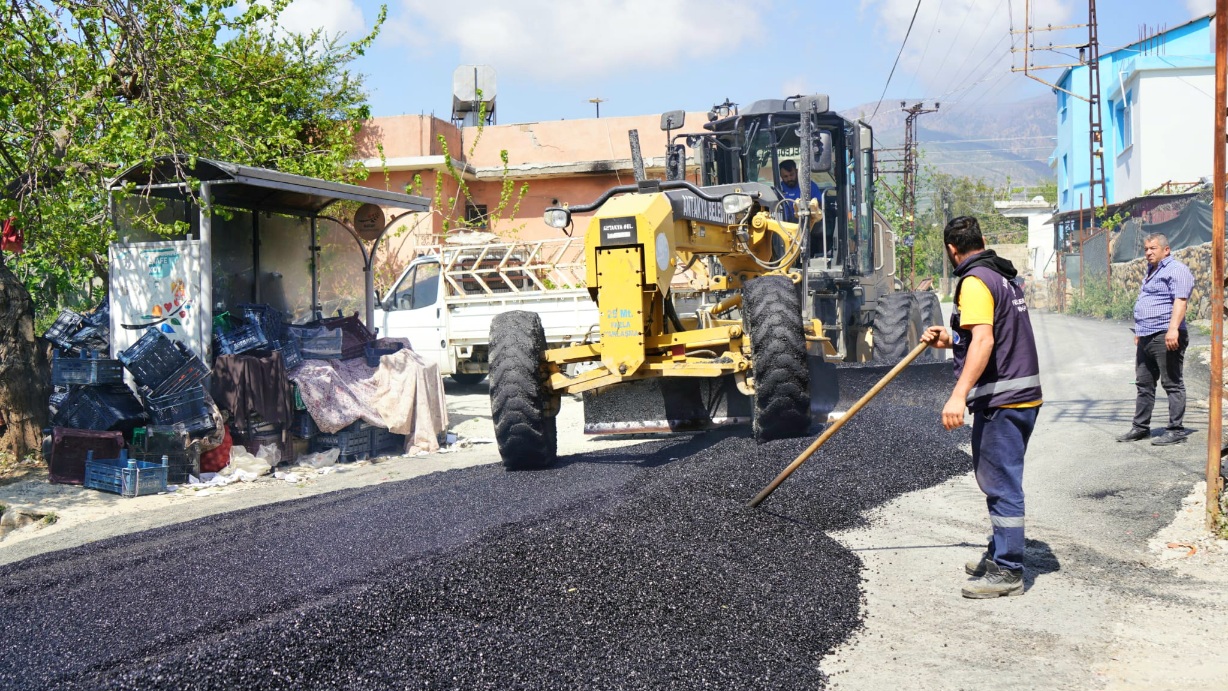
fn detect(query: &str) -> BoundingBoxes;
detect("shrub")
[1068,278,1134,321]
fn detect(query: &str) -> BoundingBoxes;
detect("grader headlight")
[721,193,754,215]
[543,207,572,229]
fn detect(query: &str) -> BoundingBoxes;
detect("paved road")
[828,310,1228,691]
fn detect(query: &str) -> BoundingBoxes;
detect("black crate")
[215,322,269,355]
[147,357,209,398]
[49,386,73,413]
[52,351,124,386]
[44,310,85,352]
[144,386,214,436]
[235,304,286,342]
[118,329,192,390]
[82,297,110,328]
[292,410,318,439]
[364,340,404,367]
[311,421,372,461]
[52,384,147,433]
[370,427,406,456]
[68,324,110,352]
[132,426,200,484]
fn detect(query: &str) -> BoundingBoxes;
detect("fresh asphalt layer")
[0,364,968,690]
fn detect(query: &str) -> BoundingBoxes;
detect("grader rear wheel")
[743,275,810,442]
[488,311,557,470]
[871,292,924,363]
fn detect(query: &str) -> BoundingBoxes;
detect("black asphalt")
[0,364,968,691]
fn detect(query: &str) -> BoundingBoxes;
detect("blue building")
[1051,14,1216,215]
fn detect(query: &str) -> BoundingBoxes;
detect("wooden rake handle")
[747,341,933,508]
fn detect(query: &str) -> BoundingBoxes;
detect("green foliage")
[1067,278,1135,321]
[1095,206,1128,232]
[1,0,385,317]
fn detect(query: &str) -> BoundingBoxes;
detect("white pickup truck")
[373,237,599,385]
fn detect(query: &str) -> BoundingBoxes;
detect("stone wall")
[1111,243,1222,320]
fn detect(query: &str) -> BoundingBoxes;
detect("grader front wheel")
[488,311,558,469]
[743,275,810,442]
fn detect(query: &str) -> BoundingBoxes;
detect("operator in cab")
[778,159,837,259]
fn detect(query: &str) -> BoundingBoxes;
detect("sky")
[269,0,1218,126]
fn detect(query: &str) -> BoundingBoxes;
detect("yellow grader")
[487,95,941,469]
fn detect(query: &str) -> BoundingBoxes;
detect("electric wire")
[870,0,925,122]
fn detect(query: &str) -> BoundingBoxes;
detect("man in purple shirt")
[1118,233,1195,446]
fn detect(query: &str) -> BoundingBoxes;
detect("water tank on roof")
[452,65,496,126]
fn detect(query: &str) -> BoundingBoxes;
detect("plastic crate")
[215,322,269,355]
[44,310,85,352]
[364,340,404,367]
[144,386,215,436]
[52,351,123,386]
[274,338,303,371]
[49,428,125,485]
[311,421,372,461]
[84,449,168,497]
[235,304,286,342]
[292,410,318,439]
[319,314,376,361]
[147,357,209,398]
[118,328,192,390]
[370,427,406,456]
[132,426,200,484]
[82,298,110,328]
[289,325,344,360]
[52,384,147,433]
[49,386,73,413]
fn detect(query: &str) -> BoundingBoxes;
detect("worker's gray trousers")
[971,406,1039,573]
[1132,330,1188,432]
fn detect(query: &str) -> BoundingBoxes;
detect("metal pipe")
[310,217,320,319]
[252,212,261,303]
[1206,0,1226,530]
[199,183,214,360]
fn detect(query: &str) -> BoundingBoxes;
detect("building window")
[465,203,489,229]
[1059,90,1068,122]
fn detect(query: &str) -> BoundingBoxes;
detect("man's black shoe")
[1116,428,1149,442]
[1152,430,1189,446]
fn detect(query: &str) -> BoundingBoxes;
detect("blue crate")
[147,357,209,398]
[364,340,404,367]
[289,325,343,360]
[52,351,123,386]
[215,322,269,355]
[311,421,372,460]
[235,304,286,342]
[44,310,85,352]
[118,328,192,390]
[292,410,318,439]
[83,449,168,497]
[144,386,215,436]
[274,338,303,371]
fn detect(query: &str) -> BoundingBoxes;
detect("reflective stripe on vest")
[966,375,1042,403]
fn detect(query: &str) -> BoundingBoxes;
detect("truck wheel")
[914,291,944,361]
[743,275,810,442]
[488,311,557,469]
[450,372,487,386]
[871,292,924,363]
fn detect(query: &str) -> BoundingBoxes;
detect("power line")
[871,0,925,121]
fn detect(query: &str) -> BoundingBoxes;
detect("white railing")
[413,237,588,298]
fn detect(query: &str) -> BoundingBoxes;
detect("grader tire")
[871,292,924,363]
[488,311,557,470]
[914,291,944,361]
[743,275,810,442]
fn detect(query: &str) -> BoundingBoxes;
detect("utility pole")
[1206,0,1225,531]
[901,101,939,290]
[940,187,953,297]
[1011,0,1106,234]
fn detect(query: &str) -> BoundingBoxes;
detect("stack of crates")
[119,328,214,437]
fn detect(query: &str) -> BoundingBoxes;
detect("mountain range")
[839,95,1057,188]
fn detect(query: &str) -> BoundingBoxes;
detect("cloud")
[384,0,766,80]
[862,0,1074,109]
[1186,0,1215,17]
[258,0,367,38]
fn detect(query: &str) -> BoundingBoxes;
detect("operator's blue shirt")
[779,180,822,222]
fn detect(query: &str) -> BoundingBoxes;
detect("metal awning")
[108,155,429,216]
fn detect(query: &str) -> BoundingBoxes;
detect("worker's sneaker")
[1151,429,1189,446]
[964,551,991,577]
[1116,427,1149,442]
[961,562,1024,599]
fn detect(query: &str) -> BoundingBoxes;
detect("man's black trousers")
[1132,330,1188,432]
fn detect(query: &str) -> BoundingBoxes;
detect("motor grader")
[487,95,941,469]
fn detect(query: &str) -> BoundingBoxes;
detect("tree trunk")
[0,252,49,460]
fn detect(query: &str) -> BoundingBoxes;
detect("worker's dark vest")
[951,261,1042,411]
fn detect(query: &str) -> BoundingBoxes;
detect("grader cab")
[487,95,940,469]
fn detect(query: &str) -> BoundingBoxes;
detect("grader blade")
[583,377,752,435]
[808,356,840,424]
